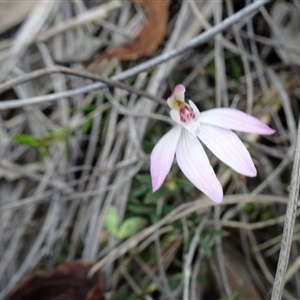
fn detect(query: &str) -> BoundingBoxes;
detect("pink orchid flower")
[150,84,275,203]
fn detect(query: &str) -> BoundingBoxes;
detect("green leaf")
[117,217,145,239]
[146,282,158,293]
[80,104,97,114]
[227,55,242,81]
[104,206,119,235]
[127,203,153,215]
[131,184,148,198]
[199,237,212,257]
[175,177,194,192]
[40,127,71,145]
[82,117,93,134]
[150,212,159,224]
[14,134,41,148]
[144,188,165,204]
[136,174,151,185]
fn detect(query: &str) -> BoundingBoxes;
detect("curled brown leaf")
[7,261,104,300]
[93,0,169,61]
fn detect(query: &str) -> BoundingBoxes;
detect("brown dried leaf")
[93,0,169,61]
[7,261,104,300]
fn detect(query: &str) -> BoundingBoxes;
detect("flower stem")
[271,119,300,300]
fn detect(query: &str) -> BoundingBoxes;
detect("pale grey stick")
[0,0,269,111]
[271,119,300,300]
[183,214,208,300]
[0,65,166,105]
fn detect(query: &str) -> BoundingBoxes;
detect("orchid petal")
[199,108,275,135]
[199,124,257,177]
[150,125,182,192]
[188,100,200,117]
[176,129,223,203]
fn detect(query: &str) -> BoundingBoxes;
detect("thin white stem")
[183,215,208,300]
[271,118,300,300]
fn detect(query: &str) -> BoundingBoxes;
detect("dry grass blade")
[0,1,56,81]
[0,1,34,35]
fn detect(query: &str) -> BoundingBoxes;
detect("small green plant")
[104,206,146,239]
[242,202,273,221]
[226,54,242,81]
[14,127,72,158]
